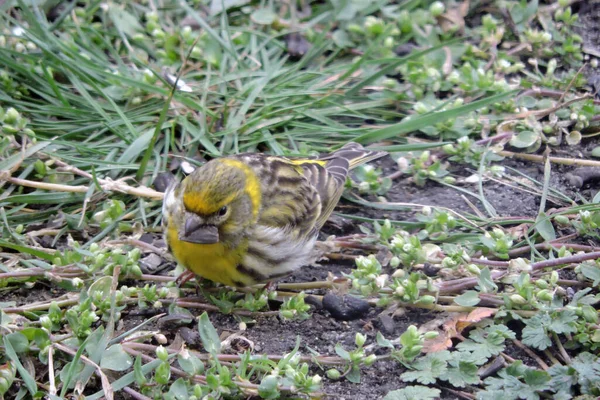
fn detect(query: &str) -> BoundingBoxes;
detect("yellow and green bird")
[162,143,385,287]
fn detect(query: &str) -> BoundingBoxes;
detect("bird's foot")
[175,270,196,287]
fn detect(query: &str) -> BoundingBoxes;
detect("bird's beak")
[180,217,219,244]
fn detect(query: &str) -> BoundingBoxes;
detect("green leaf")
[455,291,480,307]
[354,90,518,144]
[383,385,441,400]
[334,343,351,360]
[376,332,394,348]
[100,344,133,371]
[258,375,279,399]
[456,327,508,359]
[521,314,552,350]
[117,129,154,165]
[401,352,450,384]
[168,378,191,400]
[87,276,113,303]
[4,192,85,204]
[523,369,551,390]
[580,263,600,286]
[548,310,577,335]
[440,361,479,387]
[3,335,37,395]
[0,241,56,261]
[534,212,555,241]
[570,352,600,395]
[177,353,204,376]
[198,312,221,354]
[591,146,600,158]
[509,130,538,148]
[332,30,354,48]
[209,0,250,15]
[250,8,277,25]
[4,332,29,353]
[476,267,498,293]
[346,366,361,383]
[548,364,577,399]
[108,7,143,37]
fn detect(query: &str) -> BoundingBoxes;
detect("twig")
[499,150,600,168]
[512,339,549,370]
[509,94,591,120]
[552,332,571,364]
[48,346,57,396]
[123,387,153,400]
[106,239,167,255]
[2,174,164,201]
[543,349,561,366]
[438,386,476,400]
[470,258,509,267]
[437,270,507,294]
[508,242,597,257]
[500,352,516,363]
[532,251,600,271]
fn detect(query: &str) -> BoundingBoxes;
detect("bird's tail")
[320,142,387,169]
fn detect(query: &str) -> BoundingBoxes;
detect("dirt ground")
[3,146,588,400]
[4,3,600,399]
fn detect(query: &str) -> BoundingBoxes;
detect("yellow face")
[163,158,263,286]
[175,158,262,244]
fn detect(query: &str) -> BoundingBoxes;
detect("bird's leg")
[263,281,277,292]
[175,270,196,287]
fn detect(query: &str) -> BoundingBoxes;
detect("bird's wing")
[239,142,385,234]
[238,155,322,237]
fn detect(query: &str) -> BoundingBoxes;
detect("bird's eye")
[218,206,228,217]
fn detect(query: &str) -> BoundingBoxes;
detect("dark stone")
[153,172,176,192]
[375,314,396,335]
[422,263,438,277]
[322,292,370,321]
[394,43,417,56]
[304,295,323,309]
[285,32,311,60]
[139,253,165,274]
[179,327,200,345]
[139,233,155,244]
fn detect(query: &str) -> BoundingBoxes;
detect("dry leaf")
[436,0,470,33]
[422,307,496,353]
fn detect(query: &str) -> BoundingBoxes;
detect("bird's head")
[176,158,261,244]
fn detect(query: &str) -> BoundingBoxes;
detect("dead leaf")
[506,223,530,240]
[436,0,470,33]
[422,307,496,353]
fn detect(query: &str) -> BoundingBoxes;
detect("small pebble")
[285,32,311,60]
[322,292,370,321]
[179,327,200,345]
[153,172,176,192]
[422,263,439,277]
[139,253,165,274]
[375,314,396,335]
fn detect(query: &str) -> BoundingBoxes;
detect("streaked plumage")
[163,143,385,287]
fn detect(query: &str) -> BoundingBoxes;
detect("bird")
[162,142,386,287]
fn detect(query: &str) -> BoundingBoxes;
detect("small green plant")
[479,228,514,259]
[396,151,451,187]
[279,292,311,320]
[348,255,383,296]
[353,164,392,196]
[416,206,457,240]
[332,332,377,383]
